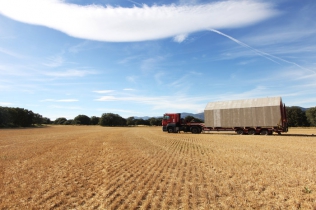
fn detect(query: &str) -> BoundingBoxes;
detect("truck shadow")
[277,134,316,137]
[199,132,316,137]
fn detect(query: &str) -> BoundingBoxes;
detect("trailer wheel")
[191,127,199,134]
[260,130,268,135]
[236,129,244,135]
[248,129,256,135]
[167,127,174,133]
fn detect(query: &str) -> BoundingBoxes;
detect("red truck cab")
[162,113,181,132]
[162,113,203,133]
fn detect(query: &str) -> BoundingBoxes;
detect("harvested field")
[0,126,316,209]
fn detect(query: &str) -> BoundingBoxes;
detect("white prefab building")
[204,97,284,128]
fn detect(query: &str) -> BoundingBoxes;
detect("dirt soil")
[0,126,316,209]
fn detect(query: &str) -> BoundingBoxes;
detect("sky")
[0,0,315,120]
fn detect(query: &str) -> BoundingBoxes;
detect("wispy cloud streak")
[95,94,207,112]
[41,99,79,102]
[44,69,97,77]
[209,29,316,74]
[93,90,115,94]
[0,47,24,58]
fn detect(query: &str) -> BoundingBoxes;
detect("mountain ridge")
[134,112,204,120]
[133,107,310,120]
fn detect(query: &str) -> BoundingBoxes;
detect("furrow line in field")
[102,160,143,205]
[118,130,183,209]
[112,166,162,207]
[140,155,176,209]
[98,131,159,208]
[105,160,156,208]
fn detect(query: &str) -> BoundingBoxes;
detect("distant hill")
[133,107,312,121]
[133,116,153,120]
[179,112,204,120]
[299,107,308,111]
[134,112,204,120]
[287,106,309,111]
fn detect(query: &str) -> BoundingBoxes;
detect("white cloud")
[118,55,142,64]
[141,56,164,71]
[44,69,96,77]
[48,105,83,110]
[126,76,138,83]
[288,98,316,106]
[215,86,275,102]
[0,64,35,76]
[95,96,119,101]
[95,94,206,113]
[93,90,115,94]
[0,102,13,106]
[41,99,79,102]
[210,29,316,74]
[154,71,165,85]
[173,34,188,43]
[0,47,24,58]
[243,28,316,47]
[58,99,79,102]
[0,0,278,42]
[43,55,65,67]
[170,74,189,88]
[68,41,94,53]
[97,108,137,114]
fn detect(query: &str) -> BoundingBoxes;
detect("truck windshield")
[163,115,170,120]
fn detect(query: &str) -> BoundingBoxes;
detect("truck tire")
[180,126,188,133]
[260,130,268,135]
[167,127,174,133]
[190,127,199,134]
[236,129,244,135]
[248,129,256,135]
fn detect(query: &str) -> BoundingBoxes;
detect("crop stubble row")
[0,126,315,209]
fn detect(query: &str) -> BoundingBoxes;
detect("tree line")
[1,106,316,128]
[286,106,316,127]
[54,114,164,126]
[0,107,50,127]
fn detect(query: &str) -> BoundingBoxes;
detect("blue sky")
[0,0,315,120]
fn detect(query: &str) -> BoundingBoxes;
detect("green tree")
[8,108,34,127]
[32,113,43,125]
[90,116,100,125]
[306,107,316,126]
[184,115,204,123]
[134,118,141,125]
[0,107,11,127]
[100,113,126,126]
[126,117,135,126]
[42,117,51,124]
[64,119,74,125]
[54,117,67,125]
[286,106,309,127]
[74,114,91,125]
[134,118,150,125]
[149,117,162,126]
[1,106,49,127]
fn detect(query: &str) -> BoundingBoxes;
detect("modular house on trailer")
[162,96,288,135]
[203,96,288,135]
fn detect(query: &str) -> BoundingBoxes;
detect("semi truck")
[162,96,288,135]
